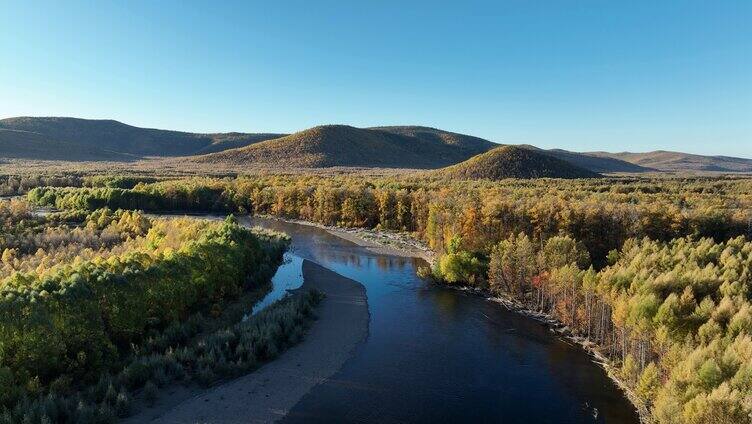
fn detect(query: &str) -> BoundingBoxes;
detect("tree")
[488,233,536,296]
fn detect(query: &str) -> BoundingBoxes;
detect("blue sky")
[1,1,750,156]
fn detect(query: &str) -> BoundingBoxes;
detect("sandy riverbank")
[254,215,435,264]
[125,260,369,423]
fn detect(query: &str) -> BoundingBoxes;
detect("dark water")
[249,217,638,423]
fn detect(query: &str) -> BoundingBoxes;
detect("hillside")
[0,117,280,158]
[191,125,494,169]
[523,147,652,173]
[590,150,752,172]
[435,145,600,180]
[1,117,747,173]
[193,132,287,154]
[0,129,137,162]
[371,126,495,156]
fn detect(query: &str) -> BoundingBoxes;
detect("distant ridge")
[0,128,137,162]
[520,146,652,173]
[0,116,748,173]
[0,117,282,158]
[434,145,600,180]
[190,125,493,169]
[588,150,752,172]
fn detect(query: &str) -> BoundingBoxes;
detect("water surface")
[250,252,304,315]
[246,216,638,424]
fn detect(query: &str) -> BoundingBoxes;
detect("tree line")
[28,175,752,267]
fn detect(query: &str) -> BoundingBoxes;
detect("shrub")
[143,381,158,406]
[114,391,130,418]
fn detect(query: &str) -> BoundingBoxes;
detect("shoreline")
[395,281,649,423]
[125,260,369,423]
[451,285,651,423]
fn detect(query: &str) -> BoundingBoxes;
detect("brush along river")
[137,214,641,423]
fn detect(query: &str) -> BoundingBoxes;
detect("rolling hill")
[0,129,137,162]
[434,145,600,180]
[0,117,282,157]
[371,128,649,173]
[589,150,752,172]
[521,147,652,173]
[190,125,495,169]
[0,117,748,173]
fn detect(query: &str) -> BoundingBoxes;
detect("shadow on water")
[247,216,639,423]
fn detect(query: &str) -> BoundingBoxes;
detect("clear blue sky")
[1,1,750,156]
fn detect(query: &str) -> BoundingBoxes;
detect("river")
[246,216,639,424]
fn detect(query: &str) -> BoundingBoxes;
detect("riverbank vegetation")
[0,174,164,197]
[0,200,323,423]
[486,234,751,422]
[21,174,752,422]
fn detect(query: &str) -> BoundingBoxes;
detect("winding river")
[246,216,639,424]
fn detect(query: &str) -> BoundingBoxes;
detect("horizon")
[1,1,750,157]
[3,114,751,158]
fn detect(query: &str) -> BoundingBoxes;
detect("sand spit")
[127,260,368,423]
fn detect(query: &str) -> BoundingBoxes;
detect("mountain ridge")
[587,150,752,172]
[0,116,283,157]
[0,116,748,173]
[519,145,653,173]
[0,128,138,162]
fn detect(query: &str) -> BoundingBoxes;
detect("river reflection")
[246,216,638,424]
[248,252,304,315]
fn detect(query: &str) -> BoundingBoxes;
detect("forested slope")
[435,145,600,179]
[190,125,494,169]
[0,117,281,158]
[371,125,495,155]
[0,129,136,161]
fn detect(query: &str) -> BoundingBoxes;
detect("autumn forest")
[0,173,745,422]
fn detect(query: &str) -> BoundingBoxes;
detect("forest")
[0,197,324,423]
[12,174,752,422]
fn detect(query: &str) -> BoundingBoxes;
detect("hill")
[521,147,652,173]
[589,150,752,172]
[371,126,495,156]
[0,129,137,162]
[190,125,495,169]
[435,145,601,180]
[1,117,747,173]
[192,132,287,155]
[0,117,281,158]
